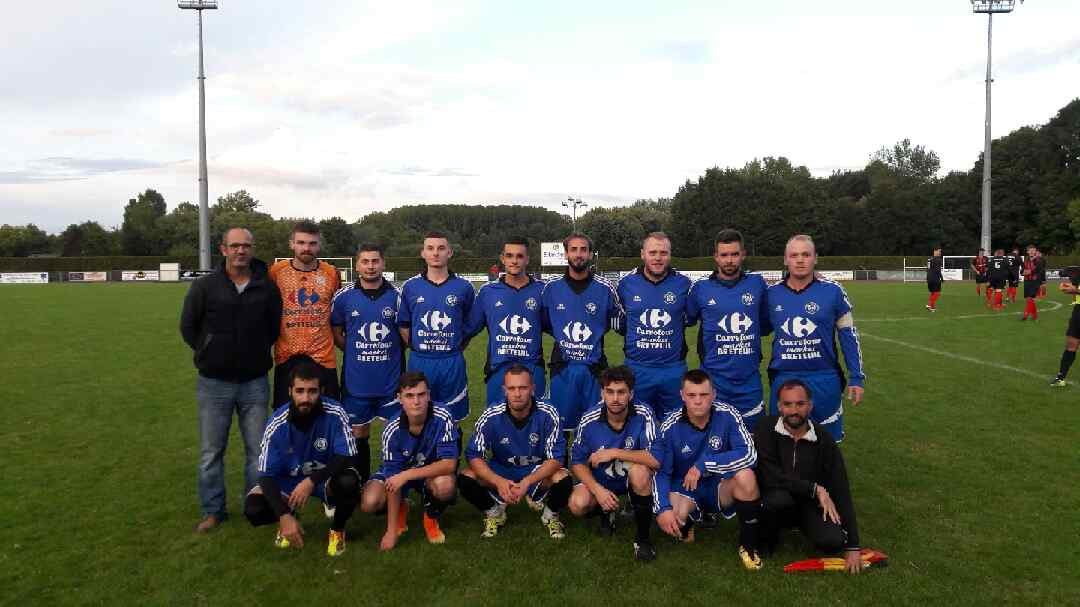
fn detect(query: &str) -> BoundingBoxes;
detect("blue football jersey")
[571,403,656,480]
[541,273,623,368]
[465,400,564,468]
[376,404,460,477]
[766,278,865,387]
[330,280,403,398]
[617,268,692,366]
[650,402,756,514]
[686,271,771,382]
[398,272,475,356]
[257,399,357,482]
[465,277,546,374]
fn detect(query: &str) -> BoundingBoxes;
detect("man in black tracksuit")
[180,227,283,532]
[753,378,863,574]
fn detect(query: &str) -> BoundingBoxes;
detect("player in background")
[652,370,762,570]
[330,243,403,484]
[541,233,623,433]
[1021,245,1042,321]
[616,232,691,420]
[986,248,1009,311]
[459,365,572,539]
[767,235,864,442]
[244,361,359,557]
[971,248,988,299]
[269,221,341,407]
[398,232,476,422]
[568,366,659,561]
[686,229,771,430]
[1007,246,1022,304]
[926,246,943,312]
[1036,247,1048,299]
[466,238,546,407]
[1050,273,1080,387]
[361,372,459,550]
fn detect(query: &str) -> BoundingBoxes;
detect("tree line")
[3,99,1078,260]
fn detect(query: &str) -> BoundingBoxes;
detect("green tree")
[214,190,260,214]
[61,221,120,256]
[121,189,167,255]
[0,224,51,257]
[317,216,354,257]
[157,202,200,257]
[871,138,941,183]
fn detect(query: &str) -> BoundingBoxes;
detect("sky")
[2,0,1078,233]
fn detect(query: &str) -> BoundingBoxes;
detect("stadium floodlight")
[179,0,219,271]
[563,197,588,232]
[971,0,1022,253]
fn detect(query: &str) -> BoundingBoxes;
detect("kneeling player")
[244,361,360,557]
[361,372,459,550]
[652,370,763,570]
[458,364,573,539]
[568,366,659,561]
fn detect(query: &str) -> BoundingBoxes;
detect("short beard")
[569,259,590,273]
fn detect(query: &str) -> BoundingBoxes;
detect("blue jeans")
[196,375,269,518]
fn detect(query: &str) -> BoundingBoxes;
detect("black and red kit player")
[971,249,989,300]
[986,249,1009,311]
[1021,245,1041,321]
[926,247,943,312]
[1006,247,1021,304]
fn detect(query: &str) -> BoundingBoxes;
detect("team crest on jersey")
[804,301,820,315]
[741,292,754,306]
[664,291,676,305]
[382,306,394,318]
[529,432,540,446]
[585,302,597,315]
[446,294,458,307]
[525,297,538,310]
[624,437,634,449]
[633,295,642,302]
[314,438,328,452]
[315,274,327,287]
[708,435,721,450]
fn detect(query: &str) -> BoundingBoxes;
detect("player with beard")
[466,238,547,407]
[541,234,623,433]
[753,379,862,573]
[616,232,691,420]
[244,361,359,556]
[686,229,771,430]
[270,221,341,407]
[926,247,943,312]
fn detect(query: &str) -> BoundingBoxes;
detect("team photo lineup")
[181,223,872,572]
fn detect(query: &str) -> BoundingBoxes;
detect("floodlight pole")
[972,0,1019,253]
[179,1,218,270]
[980,11,994,254]
[563,197,587,232]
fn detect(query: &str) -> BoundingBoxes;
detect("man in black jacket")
[752,378,863,574]
[181,227,283,532]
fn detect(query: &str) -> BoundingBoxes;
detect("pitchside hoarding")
[541,242,567,266]
[121,270,160,281]
[68,272,108,282]
[0,272,48,284]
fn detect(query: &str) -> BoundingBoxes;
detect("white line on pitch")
[858,332,1048,380]
[859,300,1063,323]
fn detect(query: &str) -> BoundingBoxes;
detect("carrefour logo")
[780,316,818,338]
[562,321,593,343]
[717,312,754,334]
[420,310,452,331]
[357,321,391,342]
[291,287,320,307]
[639,308,672,329]
[499,314,532,335]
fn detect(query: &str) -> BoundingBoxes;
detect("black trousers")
[762,488,847,553]
[273,355,340,408]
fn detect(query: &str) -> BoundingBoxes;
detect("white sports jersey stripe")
[471,404,506,452]
[381,419,401,461]
[257,411,291,472]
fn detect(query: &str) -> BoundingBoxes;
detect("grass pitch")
[1,281,1077,606]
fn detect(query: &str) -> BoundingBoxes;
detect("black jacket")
[753,414,860,548]
[180,258,282,382]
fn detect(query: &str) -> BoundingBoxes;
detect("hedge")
[5,255,1080,273]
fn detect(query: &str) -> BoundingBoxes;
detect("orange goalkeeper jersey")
[270,259,341,368]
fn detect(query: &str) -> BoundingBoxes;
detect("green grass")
[1,281,1078,606]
